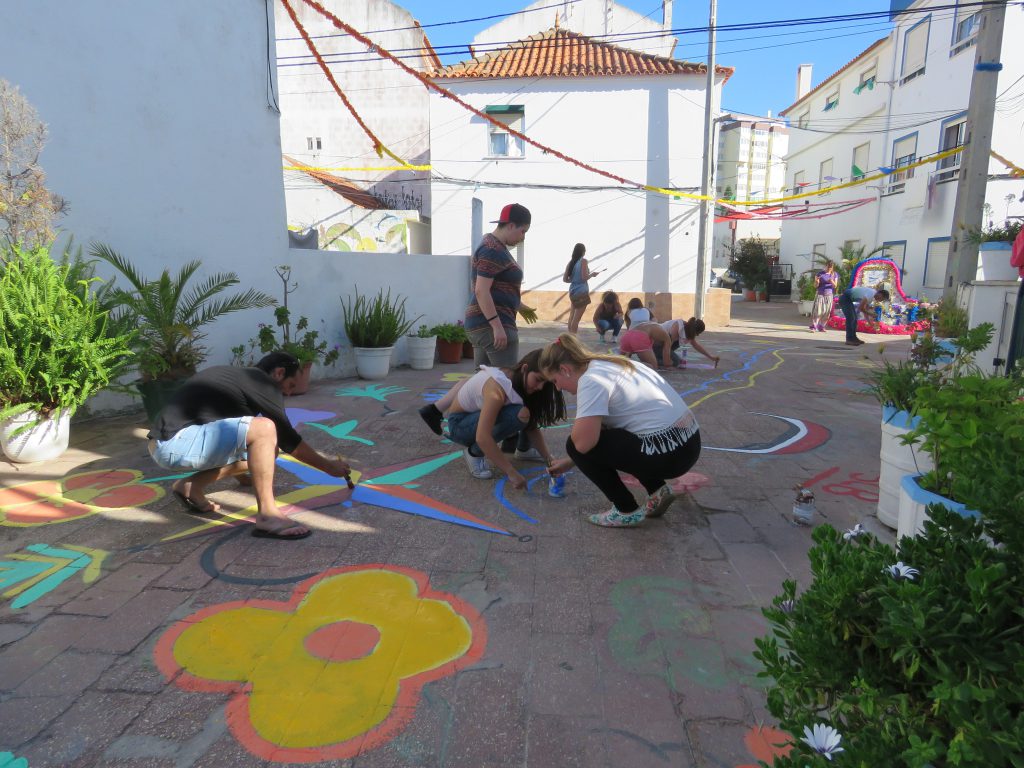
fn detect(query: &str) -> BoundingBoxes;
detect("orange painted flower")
[154,566,486,763]
[737,725,792,767]
[0,469,162,526]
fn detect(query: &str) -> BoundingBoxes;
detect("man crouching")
[147,351,350,540]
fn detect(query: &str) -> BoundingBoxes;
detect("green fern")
[91,243,275,381]
[0,243,134,426]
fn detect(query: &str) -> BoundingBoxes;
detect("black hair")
[563,243,586,282]
[682,317,706,340]
[255,351,300,378]
[875,289,891,302]
[510,348,566,428]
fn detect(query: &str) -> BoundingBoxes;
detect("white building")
[428,25,735,325]
[275,0,435,252]
[713,113,790,268]
[779,1,1023,299]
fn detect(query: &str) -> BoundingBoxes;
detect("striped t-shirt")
[465,233,523,332]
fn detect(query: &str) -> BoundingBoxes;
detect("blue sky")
[394,0,895,117]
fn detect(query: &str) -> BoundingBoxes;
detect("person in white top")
[655,317,720,368]
[417,349,565,487]
[624,297,652,329]
[540,334,702,527]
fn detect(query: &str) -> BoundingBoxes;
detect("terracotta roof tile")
[432,27,733,82]
[283,155,385,210]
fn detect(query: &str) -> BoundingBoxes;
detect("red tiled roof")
[432,27,733,82]
[415,21,442,71]
[283,155,385,210]
[779,37,888,116]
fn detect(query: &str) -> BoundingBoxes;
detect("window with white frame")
[484,105,525,158]
[797,111,809,129]
[882,241,907,271]
[952,4,980,54]
[306,137,322,151]
[824,90,840,111]
[852,142,870,179]
[844,239,862,253]
[855,66,877,94]
[819,158,834,192]
[889,134,917,193]
[792,170,807,196]
[901,18,929,84]
[936,116,966,182]
[812,243,827,263]
[924,238,950,288]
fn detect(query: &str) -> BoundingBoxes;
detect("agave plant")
[91,243,275,381]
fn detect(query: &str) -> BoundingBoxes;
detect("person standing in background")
[563,243,602,334]
[809,260,839,332]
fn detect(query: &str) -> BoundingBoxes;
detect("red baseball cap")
[491,203,532,226]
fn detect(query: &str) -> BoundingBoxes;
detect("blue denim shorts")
[149,417,252,472]
[446,403,526,449]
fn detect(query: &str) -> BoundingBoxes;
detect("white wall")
[429,74,718,296]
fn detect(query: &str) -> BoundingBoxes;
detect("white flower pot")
[877,406,933,529]
[406,335,437,370]
[0,410,71,463]
[897,474,979,540]
[798,299,814,316]
[354,346,394,380]
[976,241,1017,281]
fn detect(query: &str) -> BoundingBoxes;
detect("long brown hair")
[563,243,586,282]
[510,349,567,428]
[682,317,706,341]
[538,333,635,378]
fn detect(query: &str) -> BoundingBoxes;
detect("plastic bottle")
[548,474,566,498]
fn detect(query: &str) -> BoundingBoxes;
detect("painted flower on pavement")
[155,565,485,762]
[0,469,162,526]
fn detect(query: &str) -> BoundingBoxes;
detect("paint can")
[548,475,566,498]
[792,501,816,525]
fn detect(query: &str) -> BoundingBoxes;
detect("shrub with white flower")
[842,523,865,541]
[802,723,844,761]
[883,561,919,581]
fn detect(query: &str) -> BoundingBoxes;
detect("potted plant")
[92,243,275,420]
[965,218,1023,281]
[406,324,437,371]
[0,243,133,462]
[242,266,338,395]
[796,272,816,316]
[755,504,1024,767]
[340,286,419,380]
[430,322,468,364]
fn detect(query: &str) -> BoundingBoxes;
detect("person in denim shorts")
[148,352,350,540]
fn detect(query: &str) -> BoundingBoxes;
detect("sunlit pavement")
[0,301,898,767]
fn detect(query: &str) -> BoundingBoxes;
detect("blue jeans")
[150,417,252,471]
[596,317,622,337]
[839,290,858,342]
[446,404,527,456]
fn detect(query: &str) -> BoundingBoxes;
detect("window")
[792,170,806,195]
[819,158,834,193]
[824,90,840,111]
[882,241,907,272]
[951,3,980,54]
[306,137,322,151]
[888,134,917,193]
[936,115,966,182]
[844,239,862,253]
[854,67,877,94]
[797,111,809,129]
[901,17,930,84]
[924,238,950,288]
[813,243,827,263]
[485,105,525,158]
[852,142,870,180]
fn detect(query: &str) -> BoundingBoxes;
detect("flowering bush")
[756,507,1024,766]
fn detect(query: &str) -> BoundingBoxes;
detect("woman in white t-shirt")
[655,317,720,368]
[540,334,701,527]
[417,349,565,488]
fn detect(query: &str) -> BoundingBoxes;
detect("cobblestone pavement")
[0,299,900,767]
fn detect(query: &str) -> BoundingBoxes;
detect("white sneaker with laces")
[463,448,493,479]
[513,447,545,462]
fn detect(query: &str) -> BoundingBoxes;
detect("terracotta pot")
[463,340,474,359]
[286,361,314,396]
[744,289,756,302]
[437,339,463,364]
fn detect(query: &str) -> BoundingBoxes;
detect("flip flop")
[251,525,312,540]
[172,489,219,515]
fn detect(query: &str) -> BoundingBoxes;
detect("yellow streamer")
[285,164,431,172]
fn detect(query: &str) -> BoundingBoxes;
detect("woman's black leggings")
[566,428,701,512]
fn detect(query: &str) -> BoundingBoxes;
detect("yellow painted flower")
[155,566,485,762]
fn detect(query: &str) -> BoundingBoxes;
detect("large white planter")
[798,299,814,316]
[406,335,437,370]
[976,242,1018,281]
[0,410,71,463]
[877,406,933,529]
[897,474,979,540]
[354,346,394,380]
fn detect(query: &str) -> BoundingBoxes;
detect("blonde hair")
[538,333,635,377]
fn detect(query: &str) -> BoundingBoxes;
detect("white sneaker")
[463,448,492,479]
[513,447,545,462]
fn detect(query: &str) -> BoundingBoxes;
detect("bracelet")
[485,314,498,322]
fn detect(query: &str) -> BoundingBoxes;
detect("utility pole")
[694,0,718,319]
[943,0,1007,298]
